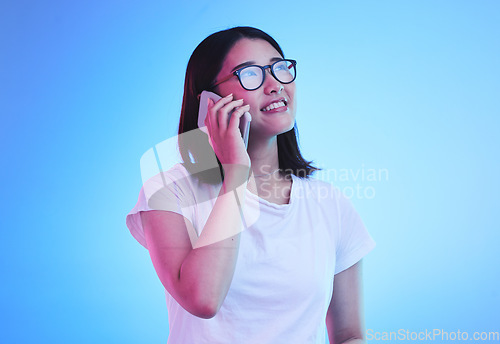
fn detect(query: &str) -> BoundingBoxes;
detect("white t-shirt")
[126,163,375,344]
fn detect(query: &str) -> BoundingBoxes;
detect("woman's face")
[214,38,296,140]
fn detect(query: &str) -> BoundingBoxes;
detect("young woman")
[126,26,375,344]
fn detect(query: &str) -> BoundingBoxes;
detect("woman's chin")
[250,124,295,139]
[278,119,296,134]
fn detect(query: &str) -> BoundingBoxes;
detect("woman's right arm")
[141,94,251,319]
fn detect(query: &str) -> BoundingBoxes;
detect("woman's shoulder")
[151,163,219,186]
[141,163,190,195]
[296,174,340,193]
[163,162,190,179]
[293,174,343,204]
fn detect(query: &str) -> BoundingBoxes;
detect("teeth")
[262,101,286,112]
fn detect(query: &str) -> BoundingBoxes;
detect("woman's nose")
[263,69,284,94]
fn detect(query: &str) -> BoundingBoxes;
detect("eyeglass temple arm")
[211,72,236,89]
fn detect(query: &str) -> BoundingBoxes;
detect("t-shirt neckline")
[245,174,297,211]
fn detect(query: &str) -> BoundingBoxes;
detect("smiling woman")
[125,26,375,344]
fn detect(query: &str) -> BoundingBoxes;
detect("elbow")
[186,292,223,319]
[191,299,221,319]
[195,304,220,319]
[169,289,222,319]
[173,270,227,319]
[335,334,365,344]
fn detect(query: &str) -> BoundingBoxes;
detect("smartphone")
[198,90,251,148]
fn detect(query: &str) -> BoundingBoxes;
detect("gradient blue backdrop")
[1,1,499,343]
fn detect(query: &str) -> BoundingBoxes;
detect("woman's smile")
[260,97,288,113]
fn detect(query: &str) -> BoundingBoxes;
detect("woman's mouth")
[261,99,288,112]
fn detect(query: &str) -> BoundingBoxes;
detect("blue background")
[1,0,499,343]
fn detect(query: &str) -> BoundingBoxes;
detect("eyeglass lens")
[239,60,296,90]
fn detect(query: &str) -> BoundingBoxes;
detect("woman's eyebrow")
[231,61,255,72]
[230,57,284,72]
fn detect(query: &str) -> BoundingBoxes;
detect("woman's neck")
[247,136,280,176]
[246,135,292,205]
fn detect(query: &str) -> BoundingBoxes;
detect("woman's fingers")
[227,104,250,132]
[218,99,245,131]
[203,94,251,166]
[207,95,245,132]
[208,93,233,128]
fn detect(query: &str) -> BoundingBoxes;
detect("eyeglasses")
[211,59,297,91]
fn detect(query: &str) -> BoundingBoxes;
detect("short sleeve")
[125,167,195,249]
[334,190,376,274]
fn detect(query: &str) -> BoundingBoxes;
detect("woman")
[126,26,375,344]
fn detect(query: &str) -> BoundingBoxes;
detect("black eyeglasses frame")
[211,59,297,91]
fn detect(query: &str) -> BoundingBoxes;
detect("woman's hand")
[204,93,251,171]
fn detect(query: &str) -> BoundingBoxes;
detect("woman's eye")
[240,68,259,78]
[274,62,287,71]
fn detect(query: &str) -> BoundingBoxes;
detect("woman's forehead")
[222,38,281,69]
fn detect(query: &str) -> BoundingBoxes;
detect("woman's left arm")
[326,261,365,344]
